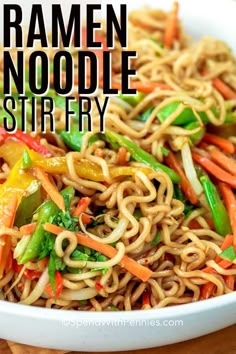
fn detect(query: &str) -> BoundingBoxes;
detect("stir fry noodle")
[0,2,236,311]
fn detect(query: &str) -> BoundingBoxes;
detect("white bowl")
[1,0,236,351]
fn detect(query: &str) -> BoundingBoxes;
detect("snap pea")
[118,91,146,106]
[200,175,231,236]
[137,107,154,122]
[158,102,209,125]
[19,186,75,264]
[184,121,206,145]
[104,130,180,183]
[54,96,79,120]
[19,200,59,264]
[14,181,42,228]
[60,127,99,151]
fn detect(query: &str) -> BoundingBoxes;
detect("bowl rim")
[1,0,236,323]
[1,291,236,321]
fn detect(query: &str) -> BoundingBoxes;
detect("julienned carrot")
[200,282,215,300]
[34,167,65,212]
[220,235,234,251]
[210,149,236,176]
[218,183,236,246]
[117,147,128,166]
[192,152,236,188]
[212,77,236,100]
[224,274,235,290]
[110,81,171,94]
[164,151,198,205]
[200,257,233,299]
[201,234,235,298]
[73,197,91,217]
[73,197,92,224]
[0,195,18,278]
[20,222,37,235]
[202,133,235,154]
[215,234,234,263]
[81,215,92,224]
[188,218,214,230]
[43,223,153,282]
[202,259,233,274]
[5,250,13,274]
[164,2,179,48]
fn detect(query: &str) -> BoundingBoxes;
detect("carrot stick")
[201,234,235,298]
[43,223,153,282]
[20,222,37,235]
[188,218,214,230]
[73,197,91,217]
[164,151,198,204]
[110,81,171,94]
[218,183,236,247]
[220,234,234,251]
[202,133,235,154]
[192,152,236,188]
[200,282,215,300]
[0,194,18,278]
[202,258,233,274]
[164,2,179,48]
[215,234,234,263]
[212,78,236,100]
[34,167,65,212]
[209,149,236,176]
[224,274,235,290]
[117,147,128,166]
[200,258,233,299]
[5,249,13,274]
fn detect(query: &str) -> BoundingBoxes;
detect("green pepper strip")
[19,186,74,264]
[104,130,180,183]
[200,175,232,236]
[60,128,99,152]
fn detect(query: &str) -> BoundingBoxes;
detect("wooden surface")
[1,324,236,354]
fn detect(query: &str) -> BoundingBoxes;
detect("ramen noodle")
[0,2,236,311]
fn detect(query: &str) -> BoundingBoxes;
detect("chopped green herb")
[71,250,90,261]
[133,209,143,221]
[173,185,195,217]
[55,257,67,272]
[50,210,79,231]
[110,304,119,311]
[150,37,164,48]
[151,231,161,246]
[66,267,82,274]
[109,241,118,247]
[161,147,170,157]
[38,232,55,260]
[94,253,107,262]
[173,185,183,201]
[90,267,109,275]
[79,299,88,305]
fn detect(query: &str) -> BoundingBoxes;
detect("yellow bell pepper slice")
[33,157,152,181]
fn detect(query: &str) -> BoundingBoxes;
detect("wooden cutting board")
[1,324,236,354]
